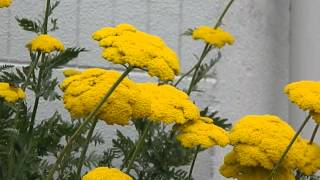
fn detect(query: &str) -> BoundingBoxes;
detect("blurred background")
[2,0,319,179]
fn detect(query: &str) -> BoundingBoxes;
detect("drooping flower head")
[60,68,151,125]
[229,115,306,170]
[284,80,320,124]
[26,34,64,53]
[92,24,180,81]
[0,82,25,103]
[136,83,199,124]
[192,26,235,48]
[0,0,12,8]
[82,167,132,180]
[175,117,229,148]
[220,151,295,180]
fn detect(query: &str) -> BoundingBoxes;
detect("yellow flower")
[297,141,320,175]
[26,34,64,53]
[63,68,81,77]
[136,83,200,124]
[175,117,229,148]
[220,151,295,180]
[0,82,25,103]
[229,115,307,170]
[0,0,12,8]
[82,167,132,180]
[92,24,180,81]
[192,26,235,48]
[284,81,320,124]
[60,68,151,125]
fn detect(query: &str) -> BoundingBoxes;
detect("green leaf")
[15,17,42,33]
[47,47,86,69]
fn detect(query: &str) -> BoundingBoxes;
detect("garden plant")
[0,0,320,180]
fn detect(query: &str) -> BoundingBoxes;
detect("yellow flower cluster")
[26,34,64,53]
[61,69,199,125]
[60,68,151,125]
[136,83,199,124]
[284,80,320,124]
[92,24,180,81]
[0,0,11,8]
[297,142,320,175]
[82,167,132,180]
[175,117,229,148]
[192,26,235,48]
[0,82,25,103]
[220,115,312,179]
[220,151,295,180]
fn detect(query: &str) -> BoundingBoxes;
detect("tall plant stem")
[46,66,134,180]
[188,146,200,179]
[186,0,236,178]
[186,0,235,95]
[125,121,152,174]
[28,54,47,135]
[268,114,312,180]
[309,124,319,144]
[75,118,99,179]
[43,0,51,34]
[186,44,211,94]
[175,44,210,87]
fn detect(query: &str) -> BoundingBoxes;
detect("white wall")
[0,0,291,179]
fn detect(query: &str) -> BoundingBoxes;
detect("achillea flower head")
[284,81,320,124]
[137,83,199,124]
[26,34,64,53]
[0,0,11,8]
[0,82,25,103]
[92,24,180,81]
[297,141,320,175]
[82,167,132,180]
[229,115,307,170]
[192,26,235,48]
[176,117,229,148]
[60,68,151,125]
[220,151,295,180]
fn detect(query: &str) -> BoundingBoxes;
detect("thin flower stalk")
[186,0,236,178]
[75,118,99,179]
[309,124,319,144]
[268,114,312,180]
[125,120,152,174]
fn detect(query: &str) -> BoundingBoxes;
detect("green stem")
[125,121,152,174]
[43,0,51,34]
[186,44,211,95]
[214,0,235,29]
[22,52,40,91]
[175,44,210,87]
[186,0,236,178]
[309,124,319,144]
[75,118,99,179]
[268,114,312,180]
[28,53,47,135]
[45,66,134,180]
[188,146,200,179]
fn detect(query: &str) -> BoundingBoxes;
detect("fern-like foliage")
[47,47,86,69]
[0,64,14,72]
[99,120,195,180]
[200,107,232,130]
[16,0,60,34]
[16,17,43,33]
